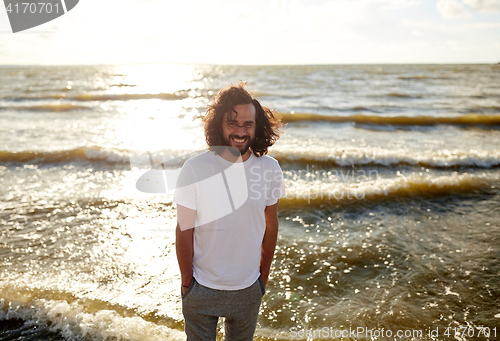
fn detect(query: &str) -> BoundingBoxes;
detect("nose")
[236,126,246,135]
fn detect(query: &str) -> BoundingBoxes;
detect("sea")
[0,64,499,341]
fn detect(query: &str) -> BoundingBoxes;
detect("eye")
[227,122,237,128]
[245,123,254,129]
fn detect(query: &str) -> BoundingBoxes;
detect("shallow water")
[1,64,499,340]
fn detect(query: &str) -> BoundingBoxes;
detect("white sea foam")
[2,145,500,169]
[0,296,184,341]
[272,147,500,168]
[281,172,498,206]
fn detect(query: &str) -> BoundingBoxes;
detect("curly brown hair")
[203,82,283,157]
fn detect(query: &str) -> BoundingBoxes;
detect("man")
[174,82,285,341]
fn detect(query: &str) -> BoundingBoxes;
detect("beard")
[225,134,254,156]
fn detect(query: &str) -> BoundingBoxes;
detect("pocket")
[181,278,195,299]
[258,276,265,296]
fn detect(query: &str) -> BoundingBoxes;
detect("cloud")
[463,0,500,12]
[2,0,499,65]
[356,0,422,10]
[436,0,470,18]
[400,18,500,33]
[470,22,500,28]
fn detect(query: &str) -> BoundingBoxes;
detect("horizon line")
[1,61,499,68]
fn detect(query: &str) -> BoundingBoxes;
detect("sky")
[0,0,499,65]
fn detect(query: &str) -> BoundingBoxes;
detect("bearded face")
[222,103,256,157]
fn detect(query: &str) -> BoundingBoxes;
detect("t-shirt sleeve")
[266,161,286,206]
[173,161,197,210]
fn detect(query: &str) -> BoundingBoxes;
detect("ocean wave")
[385,92,421,98]
[0,286,183,341]
[3,92,187,102]
[351,106,369,111]
[398,75,430,80]
[280,173,497,207]
[0,146,131,165]
[468,105,500,113]
[279,112,500,126]
[7,103,89,112]
[2,146,500,169]
[0,146,202,168]
[70,92,187,101]
[272,148,500,168]
[110,83,137,87]
[5,95,67,101]
[23,86,73,93]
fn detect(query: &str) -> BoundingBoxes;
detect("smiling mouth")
[231,137,248,144]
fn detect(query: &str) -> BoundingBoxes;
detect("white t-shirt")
[173,150,286,290]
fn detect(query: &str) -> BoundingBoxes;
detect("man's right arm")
[176,204,196,294]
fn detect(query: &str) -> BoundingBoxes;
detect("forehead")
[227,103,256,121]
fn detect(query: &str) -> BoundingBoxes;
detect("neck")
[240,149,252,162]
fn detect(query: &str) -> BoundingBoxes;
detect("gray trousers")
[181,276,265,341]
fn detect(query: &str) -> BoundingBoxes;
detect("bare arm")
[260,201,279,287]
[176,204,196,294]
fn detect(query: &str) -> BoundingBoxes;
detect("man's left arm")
[260,201,279,287]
